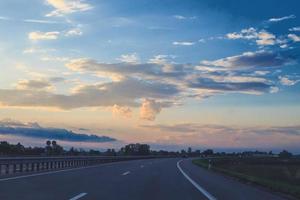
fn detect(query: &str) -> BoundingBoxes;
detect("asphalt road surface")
[0,158,288,200]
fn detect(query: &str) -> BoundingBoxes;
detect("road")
[0,158,288,200]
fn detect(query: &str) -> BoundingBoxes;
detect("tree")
[202,149,214,157]
[279,150,292,158]
[188,147,192,155]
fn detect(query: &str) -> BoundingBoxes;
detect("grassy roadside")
[192,158,300,199]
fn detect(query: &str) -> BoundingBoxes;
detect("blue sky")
[0,0,299,152]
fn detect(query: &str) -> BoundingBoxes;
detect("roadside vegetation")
[0,141,201,157]
[193,153,300,199]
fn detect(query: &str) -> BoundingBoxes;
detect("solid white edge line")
[69,192,87,200]
[0,160,135,182]
[177,159,217,200]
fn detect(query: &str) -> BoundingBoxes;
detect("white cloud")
[140,99,162,121]
[112,105,132,118]
[65,28,82,36]
[270,86,279,93]
[226,28,276,46]
[256,31,276,46]
[28,31,60,40]
[0,16,11,21]
[288,34,300,42]
[173,15,197,20]
[268,15,296,22]
[45,0,93,17]
[289,27,300,32]
[173,41,195,46]
[279,76,299,86]
[117,53,139,63]
[23,19,60,24]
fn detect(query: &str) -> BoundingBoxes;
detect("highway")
[0,158,288,200]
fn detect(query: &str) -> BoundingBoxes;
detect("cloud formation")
[268,15,296,22]
[112,105,132,118]
[201,51,292,69]
[29,31,60,40]
[226,28,277,46]
[173,41,195,46]
[288,34,300,42]
[0,119,116,143]
[45,0,93,17]
[140,99,162,121]
[141,123,300,148]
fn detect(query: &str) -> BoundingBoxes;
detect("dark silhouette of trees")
[0,140,296,159]
[120,143,150,155]
[279,150,293,158]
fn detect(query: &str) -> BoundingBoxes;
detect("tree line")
[0,140,295,158]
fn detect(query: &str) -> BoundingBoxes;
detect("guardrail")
[0,156,163,176]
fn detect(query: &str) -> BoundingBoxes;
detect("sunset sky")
[0,0,300,152]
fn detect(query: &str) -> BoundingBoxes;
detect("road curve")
[0,158,288,200]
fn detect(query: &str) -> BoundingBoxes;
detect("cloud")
[23,19,61,24]
[279,76,299,86]
[0,48,296,120]
[226,28,276,46]
[141,123,300,149]
[0,16,11,21]
[289,27,300,32]
[65,28,82,36]
[140,99,162,121]
[66,58,189,81]
[28,31,60,40]
[45,0,93,17]
[268,15,296,22]
[0,119,116,143]
[117,53,140,63]
[173,41,195,46]
[16,79,52,91]
[49,77,66,83]
[188,77,273,94]
[201,51,292,69]
[0,78,179,110]
[173,15,197,20]
[288,34,300,42]
[112,105,132,118]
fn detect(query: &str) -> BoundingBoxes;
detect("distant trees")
[279,150,293,158]
[202,149,214,157]
[45,140,64,155]
[0,141,45,156]
[0,140,296,158]
[120,143,150,156]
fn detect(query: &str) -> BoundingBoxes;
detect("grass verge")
[192,158,300,199]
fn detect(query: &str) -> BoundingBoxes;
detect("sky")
[0,0,300,152]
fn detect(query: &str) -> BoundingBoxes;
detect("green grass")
[193,158,300,199]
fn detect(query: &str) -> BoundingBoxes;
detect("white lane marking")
[177,160,217,200]
[122,171,130,176]
[0,161,135,182]
[69,193,87,200]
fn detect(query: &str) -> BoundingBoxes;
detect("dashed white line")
[69,192,87,200]
[122,171,130,176]
[177,159,217,200]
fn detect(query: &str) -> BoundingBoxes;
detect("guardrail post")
[20,163,23,173]
[13,164,17,174]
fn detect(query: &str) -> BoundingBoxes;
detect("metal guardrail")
[0,156,163,176]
